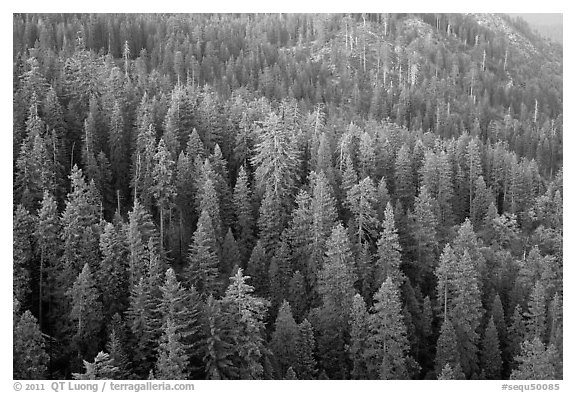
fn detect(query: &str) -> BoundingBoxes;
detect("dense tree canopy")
[13,13,562,380]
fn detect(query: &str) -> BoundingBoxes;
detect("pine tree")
[506,305,527,373]
[466,138,483,214]
[285,367,298,379]
[106,314,132,379]
[61,166,101,284]
[152,138,177,250]
[271,300,300,376]
[13,310,49,379]
[287,190,313,276]
[35,191,63,330]
[13,205,34,308]
[395,144,414,210]
[471,176,494,229]
[99,222,129,319]
[346,177,379,244]
[375,202,405,290]
[435,318,462,378]
[268,239,293,311]
[366,278,410,380]
[288,271,307,323]
[294,319,317,379]
[233,165,255,263]
[126,200,160,287]
[204,295,238,379]
[410,185,438,283]
[375,176,391,222]
[67,263,103,361]
[126,277,157,377]
[221,268,269,379]
[481,317,502,379]
[108,100,128,195]
[319,224,356,320]
[359,131,376,178]
[186,209,220,296]
[73,352,120,380]
[251,111,300,199]
[246,241,269,296]
[525,280,547,342]
[510,337,559,380]
[349,294,370,379]
[310,171,339,255]
[491,294,507,348]
[155,318,189,379]
[258,185,285,255]
[451,250,483,378]
[221,228,241,276]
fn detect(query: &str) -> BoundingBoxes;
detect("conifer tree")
[525,280,547,342]
[35,191,62,329]
[506,304,527,373]
[359,131,376,179]
[108,100,128,195]
[349,294,370,379]
[152,138,177,250]
[233,165,255,262]
[481,317,502,379]
[395,144,414,210]
[204,295,238,379]
[466,138,483,213]
[13,310,49,379]
[221,228,241,276]
[437,364,456,380]
[126,200,160,287]
[61,166,101,285]
[186,209,220,296]
[294,318,317,379]
[271,300,300,376]
[319,224,356,319]
[287,190,313,276]
[246,241,269,296]
[491,294,507,348]
[13,205,34,308]
[67,263,103,361]
[346,177,379,244]
[510,337,559,380]
[106,314,132,379]
[258,185,285,255]
[268,239,293,311]
[410,185,438,283]
[288,271,307,323]
[126,277,157,377]
[366,278,410,379]
[155,318,190,380]
[221,268,269,379]
[73,352,120,380]
[376,202,404,289]
[434,318,462,378]
[99,222,129,319]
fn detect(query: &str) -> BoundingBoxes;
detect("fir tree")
[246,241,269,296]
[67,263,103,361]
[221,268,269,379]
[295,319,317,379]
[349,294,370,379]
[99,222,129,319]
[375,202,405,290]
[13,205,34,308]
[481,317,502,379]
[524,280,547,342]
[155,318,190,379]
[186,209,220,296]
[288,271,307,323]
[73,352,120,380]
[271,300,300,376]
[346,177,379,244]
[395,144,414,210]
[152,138,177,250]
[510,337,559,380]
[204,295,238,379]
[233,165,255,263]
[366,278,410,380]
[221,228,241,276]
[13,310,49,379]
[435,318,462,378]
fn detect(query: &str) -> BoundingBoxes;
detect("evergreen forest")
[13,13,563,380]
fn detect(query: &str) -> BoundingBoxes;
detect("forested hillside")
[13,13,562,380]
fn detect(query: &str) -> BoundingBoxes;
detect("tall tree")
[481,317,502,379]
[67,263,103,361]
[13,310,49,379]
[346,177,379,244]
[510,337,559,380]
[186,209,220,296]
[271,300,300,376]
[221,268,269,379]
[13,205,34,308]
[295,319,317,379]
[233,165,255,263]
[349,294,370,379]
[366,278,410,380]
[152,138,177,250]
[375,202,405,290]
